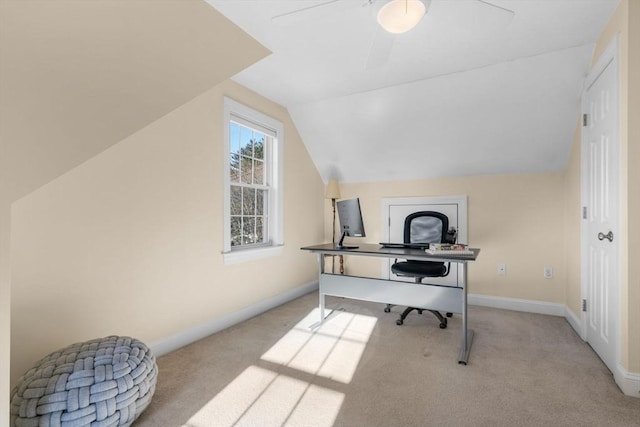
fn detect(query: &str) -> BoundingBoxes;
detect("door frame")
[580,35,620,364]
[381,195,468,280]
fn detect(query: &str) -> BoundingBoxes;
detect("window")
[223,97,283,263]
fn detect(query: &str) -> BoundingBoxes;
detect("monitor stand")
[337,231,358,249]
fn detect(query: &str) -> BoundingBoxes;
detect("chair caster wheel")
[446,312,453,318]
[384,307,390,313]
[396,319,403,325]
[439,318,448,329]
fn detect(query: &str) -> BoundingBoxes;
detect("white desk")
[301,243,480,365]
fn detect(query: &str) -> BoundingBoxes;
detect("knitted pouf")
[10,336,158,427]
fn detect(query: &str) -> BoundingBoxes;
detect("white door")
[382,196,468,287]
[582,40,619,374]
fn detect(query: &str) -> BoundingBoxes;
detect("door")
[582,39,619,374]
[382,196,467,287]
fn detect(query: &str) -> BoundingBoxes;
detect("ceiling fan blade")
[271,0,346,25]
[460,0,514,32]
[476,0,515,18]
[426,0,514,36]
[366,26,395,69]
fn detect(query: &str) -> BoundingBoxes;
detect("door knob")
[598,231,614,242]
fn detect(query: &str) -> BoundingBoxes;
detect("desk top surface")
[300,243,479,262]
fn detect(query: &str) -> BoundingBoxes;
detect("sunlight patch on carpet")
[261,308,377,384]
[183,365,344,427]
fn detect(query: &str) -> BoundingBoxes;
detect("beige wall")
[563,121,583,317]
[332,173,566,303]
[628,0,640,374]
[1,202,10,425]
[0,0,269,202]
[564,0,640,373]
[10,79,324,387]
[1,1,271,415]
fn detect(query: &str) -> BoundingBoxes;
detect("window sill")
[223,245,284,264]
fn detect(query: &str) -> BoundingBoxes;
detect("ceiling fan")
[270,0,514,69]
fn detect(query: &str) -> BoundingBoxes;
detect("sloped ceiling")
[0,0,270,201]
[208,0,619,183]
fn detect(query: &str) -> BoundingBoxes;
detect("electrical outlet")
[498,263,506,276]
[544,266,553,279]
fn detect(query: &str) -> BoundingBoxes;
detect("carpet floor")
[135,292,640,426]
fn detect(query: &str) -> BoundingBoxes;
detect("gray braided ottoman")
[10,336,158,427]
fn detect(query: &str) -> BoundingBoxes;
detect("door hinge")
[583,113,588,127]
[582,299,587,312]
[582,206,588,219]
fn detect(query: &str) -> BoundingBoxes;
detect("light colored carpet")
[135,292,640,426]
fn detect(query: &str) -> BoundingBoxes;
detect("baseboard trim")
[149,280,319,357]
[615,364,640,397]
[563,308,640,398]
[564,306,583,338]
[147,284,640,398]
[468,293,565,316]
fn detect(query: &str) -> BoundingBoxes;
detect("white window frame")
[223,97,284,264]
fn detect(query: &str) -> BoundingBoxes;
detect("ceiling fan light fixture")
[377,0,426,34]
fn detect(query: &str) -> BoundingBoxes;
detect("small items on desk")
[425,243,474,256]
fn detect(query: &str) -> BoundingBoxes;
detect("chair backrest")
[403,211,449,245]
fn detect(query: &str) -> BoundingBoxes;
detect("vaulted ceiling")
[208,0,619,183]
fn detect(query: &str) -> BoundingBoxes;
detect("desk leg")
[459,261,474,365]
[319,293,325,325]
[318,254,326,326]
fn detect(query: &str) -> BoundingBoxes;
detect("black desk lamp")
[325,179,341,273]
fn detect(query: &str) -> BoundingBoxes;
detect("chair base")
[384,304,452,328]
[396,307,448,329]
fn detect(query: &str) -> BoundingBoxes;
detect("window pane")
[243,187,256,216]
[256,216,266,244]
[243,217,256,245]
[240,156,253,184]
[240,126,253,157]
[253,159,264,185]
[230,167,240,183]
[225,100,282,253]
[256,189,265,215]
[253,135,265,160]
[230,186,242,215]
[231,216,241,246]
[230,154,240,183]
[230,123,240,154]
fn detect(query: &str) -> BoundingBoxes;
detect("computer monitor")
[336,198,366,249]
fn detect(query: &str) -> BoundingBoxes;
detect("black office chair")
[388,211,456,329]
